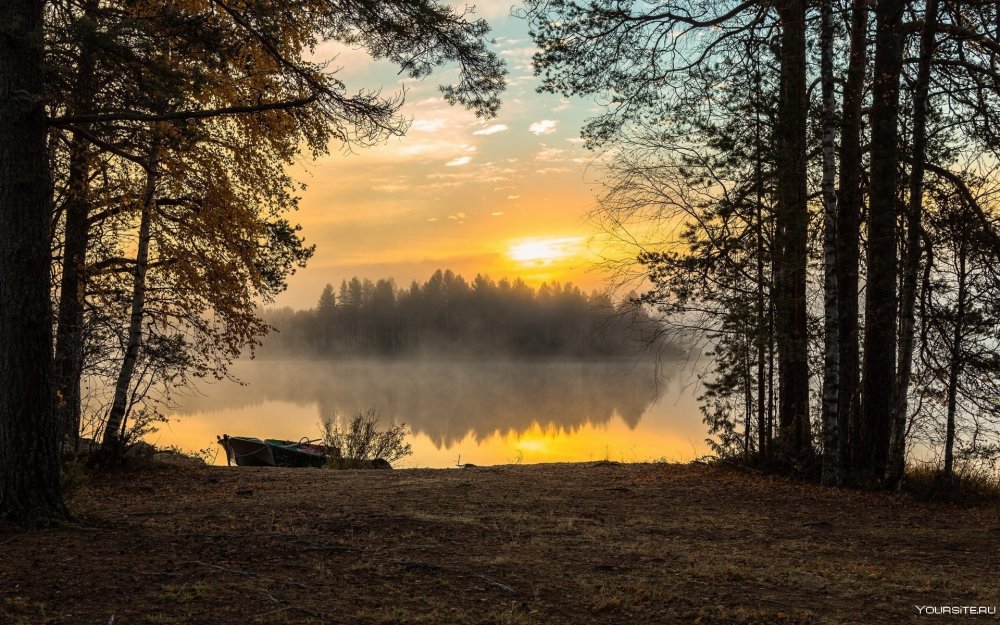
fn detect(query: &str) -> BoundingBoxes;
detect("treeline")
[527,0,1000,487]
[260,270,656,357]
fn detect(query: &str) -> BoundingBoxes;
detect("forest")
[2,1,1000,622]
[258,270,659,357]
[524,0,1000,488]
[0,0,998,522]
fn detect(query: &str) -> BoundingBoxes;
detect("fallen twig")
[474,574,516,594]
[186,560,260,578]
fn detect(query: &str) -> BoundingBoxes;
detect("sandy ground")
[1,461,998,624]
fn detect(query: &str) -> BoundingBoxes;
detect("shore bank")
[1,461,996,624]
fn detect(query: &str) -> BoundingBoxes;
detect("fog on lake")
[156,357,709,467]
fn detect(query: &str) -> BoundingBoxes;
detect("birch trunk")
[101,145,159,452]
[819,0,840,485]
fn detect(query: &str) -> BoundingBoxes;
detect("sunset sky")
[277,1,610,309]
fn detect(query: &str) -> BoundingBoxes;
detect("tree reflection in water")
[177,358,676,448]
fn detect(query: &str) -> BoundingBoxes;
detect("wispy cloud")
[473,124,509,136]
[412,119,446,133]
[535,146,565,162]
[529,119,558,135]
[446,156,473,167]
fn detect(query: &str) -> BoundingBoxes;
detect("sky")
[275,1,610,310]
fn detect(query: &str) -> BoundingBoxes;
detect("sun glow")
[507,236,584,265]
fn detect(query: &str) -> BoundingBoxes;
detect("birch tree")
[819,0,839,485]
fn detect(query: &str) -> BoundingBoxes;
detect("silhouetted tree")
[0,0,67,525]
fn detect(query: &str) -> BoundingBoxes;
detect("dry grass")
[1,461,998,624]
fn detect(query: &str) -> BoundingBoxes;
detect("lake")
[153,357,710,467]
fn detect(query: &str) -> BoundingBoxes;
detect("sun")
[507,236,583,265]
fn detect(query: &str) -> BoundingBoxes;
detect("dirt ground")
[1,461,998,624]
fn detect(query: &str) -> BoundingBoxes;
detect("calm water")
[153,358,709,467]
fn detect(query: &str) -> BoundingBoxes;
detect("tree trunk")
[819,0,840,486]
[744,336,753,459]
[755,138,768,461]
[54,2,99,445]
[0,0,68,525]
[888,0,940,487]
[943,239,967,482]
[753,37,768,461]
[101,146,158,452]
[836,0,868,484]
[860,0,905,485]
[774,0,811,461]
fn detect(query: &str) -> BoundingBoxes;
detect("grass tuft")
[903,463,1000,504]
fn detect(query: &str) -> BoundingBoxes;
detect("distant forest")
[259,270,657,358]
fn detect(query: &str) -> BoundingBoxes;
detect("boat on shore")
[217,434,334,468]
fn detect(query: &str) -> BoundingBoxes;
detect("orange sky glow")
[272,2,617,309]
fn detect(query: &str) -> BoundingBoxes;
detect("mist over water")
[160,356,708,467]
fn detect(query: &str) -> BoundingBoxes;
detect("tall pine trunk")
[102,146,158,452]
[819,0,840,485]
[54,1,99,445]
[836,0,868,482]
[774,0,811,461]
[0,0,67,525]
[888,0,940,486]
[860,0,905,484]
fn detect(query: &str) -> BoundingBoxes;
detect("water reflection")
[163,357,707,466]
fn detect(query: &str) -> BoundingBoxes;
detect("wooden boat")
[217,434,331,468]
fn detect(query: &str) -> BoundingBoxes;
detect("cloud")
[412,119,446,133]
[535,146,565,162]
[473,124,509,136]
[372,184,411,193]
[529,120,558,135]
[506,195,521,200]
[492,211,505,216]
[445,156,473,167]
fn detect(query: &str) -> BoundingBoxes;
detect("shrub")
[319,409,412,467]
[904,463,1000,504]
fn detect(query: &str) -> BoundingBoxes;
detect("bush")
[319,409,412,467]
[904,463,1000,504]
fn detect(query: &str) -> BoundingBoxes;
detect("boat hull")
[218,435,329,468]
[218,435,275,467]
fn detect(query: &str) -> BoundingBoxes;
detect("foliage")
[319,409,412,465]
[260,269,663,358]
[39,0,509,452]
[527,0,1000,486]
